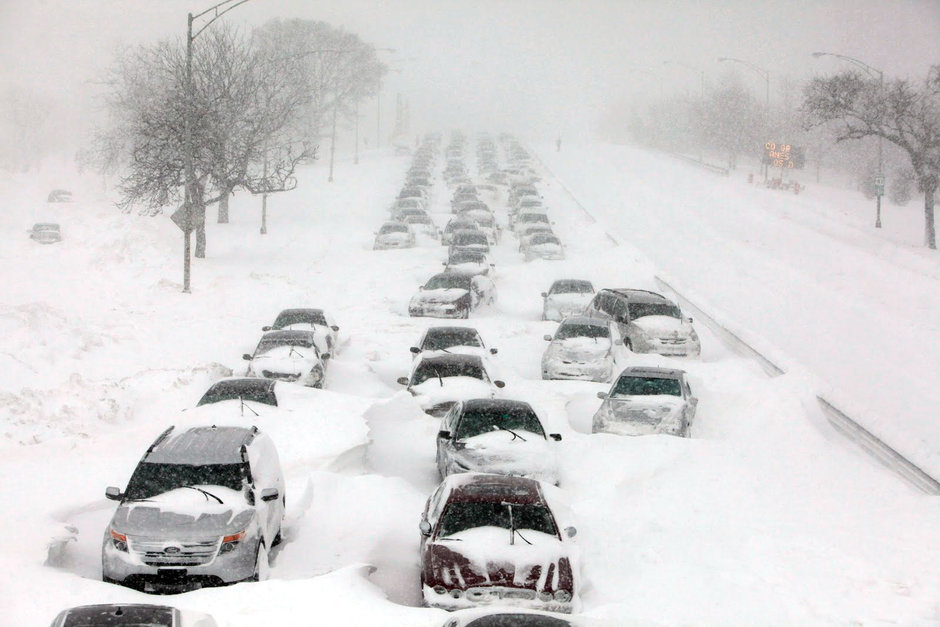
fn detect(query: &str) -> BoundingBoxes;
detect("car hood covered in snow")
[411,377,494,412]
[249,346,319,376]
[455,431,559,484]
[596,395,686,435]
[547,337,611,362]
[412,288,470,305]
[112,486,253,537]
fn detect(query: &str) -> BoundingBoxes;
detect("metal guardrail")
[654,276,940,495]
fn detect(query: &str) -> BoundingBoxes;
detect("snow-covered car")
[592,366,697,437]
[49,604,217,627]
[507,183,540,206]
[448,229,490,257]
[444,249,494,277]
[197,378,279,407]
[373,221,416,250]
[409,272,495,319]
[542,279,596,321]
[102,425,285,592]
[541,316,621,382]
[404,213,442,239]
[584,289,701,357]
[262,307,340,354]
[397,353,505,416]
[436,399,561,484]
[517,224,555,251]
[457,207,500,244]
[242,329,329,388]
[29,222,62,244]
[419,473,578,613]
[391,197,427,218]
[410,326,498,361]
[442,218,481,245]
[523,233,565,261]
[513,211,551,235]
[47,188,73,203]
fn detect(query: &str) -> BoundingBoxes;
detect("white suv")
[101,425,285,592]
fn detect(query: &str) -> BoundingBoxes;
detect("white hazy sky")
[1,0,938,142]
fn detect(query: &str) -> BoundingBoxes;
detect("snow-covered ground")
[0,141,938,625]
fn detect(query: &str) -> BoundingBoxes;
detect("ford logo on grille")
[164,546,182,554]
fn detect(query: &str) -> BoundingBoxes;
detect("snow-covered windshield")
[453,231,488,246]
[413,360,484,385]
[630,302,681,320]
[254,336,316,355]
[551,280,594,295]
[379,223,408,234]
[437,502,557,537]
[446,221,477,232]
[530,234,561,246]
[273,310,326,327]
[425,274,472,290]
[449,251,486,265]
[518,213,549,224]
[463,616,571,627]
[124,462,247,500]
[455,405,546,440]
[611,376,681,397]
[197,381,277,407]
[555,322,609,340]
[423,329,483,350]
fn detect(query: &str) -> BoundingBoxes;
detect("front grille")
[129,536,220,567]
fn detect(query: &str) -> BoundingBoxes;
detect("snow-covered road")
[0,140,938,625]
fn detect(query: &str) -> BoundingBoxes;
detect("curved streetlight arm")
[811,51,882,81]
[716,56,768,81]
[191,0,251,40]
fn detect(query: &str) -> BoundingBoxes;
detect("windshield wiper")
[493,425,527,442]
[239,396,260,417]
[181,486,224,504]
[435,367,444,387]
[501,502,533,546]
[288,346,303,358]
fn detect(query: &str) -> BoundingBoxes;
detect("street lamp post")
[717,56,770,176]
[181,0,251,293]
[664,61,705,161]
[812,51,885,228]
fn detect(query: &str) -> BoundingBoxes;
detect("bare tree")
[803,67,940,249]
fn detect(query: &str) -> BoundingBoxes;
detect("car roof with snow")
[617,366,686,379]
[444,473,545,505]
[606,289,671,304]
[145,425,257,465]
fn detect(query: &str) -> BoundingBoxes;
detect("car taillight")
[220,530,246,554]
[109,528,127,552]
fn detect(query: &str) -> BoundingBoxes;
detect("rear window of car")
[611,376,681,397]
[551,280,593,294]
[423,328,482,350]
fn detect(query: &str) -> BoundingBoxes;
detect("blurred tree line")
[80,18,386,257]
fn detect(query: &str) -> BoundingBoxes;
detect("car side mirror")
[550,433,562,441]
[437,430,450,439]
[331,325,340,331]
[687,317,693,324]
[419,285,425,290]
[105,486,123,501]
[541,292,547,298]
[321,353,331,360]
[242,353,252,361]
[494,380,505,388]
[397,377,409,386]
[597,391,608,400]
[260,488,279,502]
[409,346,421,354]
[490,348,498,354]
[565,526,577,538]
[419,519,432,536]
[442,262,447,265]
[262,326,272,331]
[543,335,552,341]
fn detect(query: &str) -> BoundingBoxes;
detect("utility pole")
[354,100,359,165]
[812,51,885,227]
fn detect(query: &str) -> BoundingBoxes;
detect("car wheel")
[250,541,269,582]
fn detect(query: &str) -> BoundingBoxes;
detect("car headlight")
[554,589,572,602]
[109,528,127,552]
[219,530,246,554]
